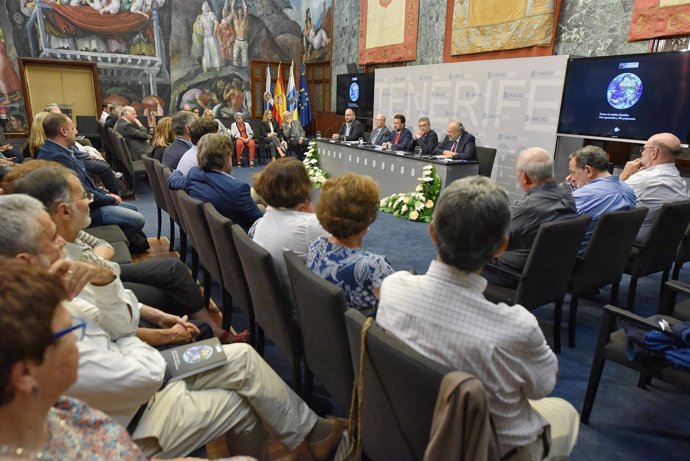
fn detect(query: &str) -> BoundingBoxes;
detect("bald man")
[369,113,390,146]
[115,106,152,161]
[620,132,690,241]
[483,148,577,288]
[432,120,476,160]
[333,108,364,141]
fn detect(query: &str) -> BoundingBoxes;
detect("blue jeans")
[91,202,145,239]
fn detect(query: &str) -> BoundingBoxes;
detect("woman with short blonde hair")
[28,111,49,157]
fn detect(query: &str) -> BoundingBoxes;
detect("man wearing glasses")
[620,133,689,241]
[411,116,438,156]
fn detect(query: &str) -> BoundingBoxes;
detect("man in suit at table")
[369,113,391,146]
[412,116,438,155]
[433,120,477,160]
[385,113,413,151]
[332,108,364,142]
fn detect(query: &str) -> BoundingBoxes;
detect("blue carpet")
[132,166,690,460]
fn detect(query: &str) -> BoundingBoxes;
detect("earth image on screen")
[606,73,643,110]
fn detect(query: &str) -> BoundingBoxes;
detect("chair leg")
[659,269,670,304]
[638,372,652,389]
[180,230,188,262]
[553,298,563,354]
[627,276,638,313]
[248,308,257,349]
[303,365,314,403]
[568,294,579,348]
[292,359,303,395]
[203,268,211,308]
[156,207,162,239]
[581,309,614,424]
[221,289,233,330]
[168,218,176,252]
[255,325,265,356]
[191,250,199,281]
[609,282,619,306]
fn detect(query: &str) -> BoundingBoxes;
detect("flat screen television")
[336,73,375,119]
[557,51,690,144]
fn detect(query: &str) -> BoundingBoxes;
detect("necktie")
[345,124,351,137]
[394,132,400,144]
[451,140,457,152]
[371,129,379,144]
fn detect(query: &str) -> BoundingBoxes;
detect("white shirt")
[625,162,689,241]
[376,260,558,455]
[100,111,109,124]
[176,145,198,175]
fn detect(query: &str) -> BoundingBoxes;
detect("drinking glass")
[414,146,422,157]
[316,131,321,139]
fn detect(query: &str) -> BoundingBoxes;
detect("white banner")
[373,55,569,199]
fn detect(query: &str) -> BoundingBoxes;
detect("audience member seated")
[376,176,580,460]
[115,106,153,161]
[176,118,219,174]
[369,113,391,146]
[0,259,199,461]
[432,120,477,160]
[251,158,329,310]
[28,111,51,158]
[411,116,438,155]
[384,113,413,151]
[103,104,119,129]
[568,145,636,249]
[11,166,248,345]
[151,116,175,162]
[230,112,256,167]
[332,108,364,142]
[168,133,263,232]
[162,111,196,170]
[0,195,346,460]
[36,113,146,244]
[620,132,690,241]
[100,103,110,123]
[307,173,394,316]
[483,147,577,288]
[203,109,230,136]
[281,111,308,159]
[261,109,287,160]
[0,126,24,163]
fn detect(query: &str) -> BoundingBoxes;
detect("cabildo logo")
[503,91,525,98]
[483,113,503,119]
[497,134,518,141]
[524,115,548,122]
[487,72,508,79]
[531,70,555,77]
[465,91,483,98]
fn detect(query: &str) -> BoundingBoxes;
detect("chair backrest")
[97,122,115,162]
[76,115,98,134]
[203,203,253,316]
[572,207,648,292]
[629,200,690,278]
[157,165,178,221]
[232,224,302,365]
[108,129,135,177]
[284,251,353,409]
[171,189,192,237]
[141,155,166,212]
[516,215,591,308]
[673,224,690,279]
[345,309,450,461]
[476,146,497,178]
[247,119,265,140]
[176,191,222,283]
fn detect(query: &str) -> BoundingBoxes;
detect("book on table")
[160,337,227,382]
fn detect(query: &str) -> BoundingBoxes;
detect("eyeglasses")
[52,316,87,342]
[65,192,94,204]
[639,145,656,154]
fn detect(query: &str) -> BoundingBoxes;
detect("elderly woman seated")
[307,173,394,316]
[230,111,255,167]
[251,158,329,305]
[168,132,263,232]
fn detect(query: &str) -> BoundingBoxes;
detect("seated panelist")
[369,113,391,146]
[432,120,477,160]
[384,113,413,151]
[332,108,364,142]
[412,116,438,155]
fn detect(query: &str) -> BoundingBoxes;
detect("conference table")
[315,139,480,197]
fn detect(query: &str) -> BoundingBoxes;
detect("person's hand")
[619,158,644,181]
[415,130,422,139]
[332,133,340,140]
[0,157,15,167]
[164,323,195,344]
[158,313,200,336]
[442,150,454,158]
[0,144,12,152]
[48,259,101,300]
[109,193,122,204]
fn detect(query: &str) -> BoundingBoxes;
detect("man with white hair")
[115,105,153,160]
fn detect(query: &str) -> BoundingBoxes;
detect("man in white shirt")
[376,176,579,460]
[620,132,689,241]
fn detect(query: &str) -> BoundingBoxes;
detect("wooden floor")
[133,237,316,461]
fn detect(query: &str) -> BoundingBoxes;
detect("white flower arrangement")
[303,140,328,188]
[379,164,442,222]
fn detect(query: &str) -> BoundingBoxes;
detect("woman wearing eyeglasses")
[0,259,204,461]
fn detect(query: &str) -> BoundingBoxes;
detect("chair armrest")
[603,304,664,332]
[665,280,690,295]
[484,262,524,281]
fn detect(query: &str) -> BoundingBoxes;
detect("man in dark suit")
[332,108,364,142]
[162,111,197,169]
[412,116,438,155]
[115,106,153,161]
[433,120,477,160]
[104,105,119,129]
[369,113,390,146]
[385,113,413,151]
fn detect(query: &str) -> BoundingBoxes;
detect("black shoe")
[120,190,136,200]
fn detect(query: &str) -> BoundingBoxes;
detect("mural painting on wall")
[0,0,311,126]
[301,0,332,63]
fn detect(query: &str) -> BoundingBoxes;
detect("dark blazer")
[162,137,193,170]
[262,119,282,139]
[115,118,152,161]
[369,126,391,146]
[432,131,477,160]
[338,119,364,141]
[104,114,118,129]
[37,139,116,208]
[168,167,263,232]
[413,129,439,156]
[389,127,414,151]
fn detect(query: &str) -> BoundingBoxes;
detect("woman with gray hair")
[281,111,308,159]
[230,111,255,166]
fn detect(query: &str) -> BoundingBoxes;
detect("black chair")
[108,128,145,193]
[203,203,256,337]
[284,250,353,409]
[476,146,497,178]
[567,208,648,347]
[171,189,199,279]
[344,309,451,461]
[232,224,304,393]
[85,224,131,265]
[624,200,690,313]
[160,167,188,261]
[141,154,165,239]
[581,304,689,424]
[484,215,592,353]
[152,161,178,253]
[248,119,269,165]
[75,115,102,150]
[672,224,690,280]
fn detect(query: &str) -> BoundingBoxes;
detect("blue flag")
[298,64,312,128]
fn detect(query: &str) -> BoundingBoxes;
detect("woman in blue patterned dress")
[307,173,394,316]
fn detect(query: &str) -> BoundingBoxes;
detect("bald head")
[516,147,554,191]
[647,133,682,165]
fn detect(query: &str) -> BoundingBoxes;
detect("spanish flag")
[272,63,287,125]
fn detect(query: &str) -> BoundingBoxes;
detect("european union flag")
[298,64,312,128]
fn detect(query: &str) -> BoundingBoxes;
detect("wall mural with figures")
[0,0,333,131]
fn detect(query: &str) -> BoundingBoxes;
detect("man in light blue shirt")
[568,145,636,250]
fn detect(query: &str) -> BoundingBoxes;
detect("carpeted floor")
[129,164,690,461]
